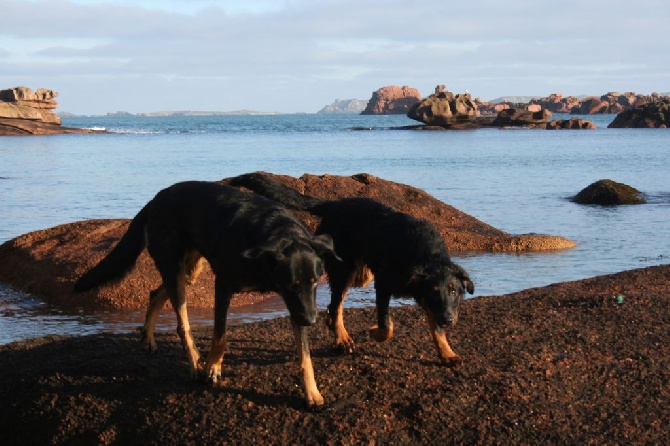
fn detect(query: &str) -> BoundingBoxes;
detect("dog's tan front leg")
[140,286,169,353]
[292,322,324,408]
[424,310,462,367]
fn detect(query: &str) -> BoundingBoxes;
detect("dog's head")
[242,234,338,326]
[410,262,474,328]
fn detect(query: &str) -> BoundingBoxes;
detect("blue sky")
[2,0,669,114]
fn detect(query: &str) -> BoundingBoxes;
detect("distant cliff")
[317,99,368,114]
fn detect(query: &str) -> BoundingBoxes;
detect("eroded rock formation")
[0,86,103,135]
[407,85,478,128]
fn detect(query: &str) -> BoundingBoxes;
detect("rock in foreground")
[1,265,668,444]
[0,173,575,310]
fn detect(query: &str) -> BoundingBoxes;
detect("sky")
[1,0,669,115]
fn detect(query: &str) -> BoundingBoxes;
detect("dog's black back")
[75,181,337,323]
[230,173,473,314]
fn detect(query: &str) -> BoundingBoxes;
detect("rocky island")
[0,87,105,135]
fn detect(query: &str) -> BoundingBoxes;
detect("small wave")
[84,126,107,131]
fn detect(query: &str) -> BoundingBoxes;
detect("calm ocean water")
[1,113,668,344]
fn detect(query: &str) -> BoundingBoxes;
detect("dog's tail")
[73,202,152,292]
[229,172,323,211]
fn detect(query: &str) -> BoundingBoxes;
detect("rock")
[0,86,105,135]
[530,93,582,113]
[361,85,421,115]
[0,173,576,310]
[607,98,670,128]
[491,108,552,127]
[572,96,609,114]
[546,117,597,130]
[572,179,646,205]
[406,86,478,128]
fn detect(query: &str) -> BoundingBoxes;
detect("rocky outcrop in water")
[476,92,669,116]
[546,117,597,130]
[0,173,576,310]
[607,99,670,128]
[0,86,104,135]
[361,85,421,115]
[407,85,478,128]
[491,108,552,127]
[572,179,646,205]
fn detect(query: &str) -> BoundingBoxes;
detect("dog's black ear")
[310,234,342,261]
[452,265,474,294]
[242,238,292,261]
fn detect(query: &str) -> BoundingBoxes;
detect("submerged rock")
[572,179,646,205]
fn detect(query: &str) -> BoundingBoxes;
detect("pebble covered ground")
[1,265,668,445]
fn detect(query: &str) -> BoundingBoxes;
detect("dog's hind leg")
[369,290,394,342]
[325,263,372,353]
[203,277,232,385]
[424,309,462,367]
[292,321,324,408]
[325,286,354,353]
[159,262,202,379]
[139,285,169,353]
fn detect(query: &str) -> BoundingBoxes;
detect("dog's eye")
[293,280,301,287]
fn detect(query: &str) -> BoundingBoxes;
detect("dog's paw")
[369,321,394,343]
[334,331,355,354]
[206,365,223,386]
[442,355,463,368]
[334,339,355,354]
[138,327,158,354]
[305,392,325,411]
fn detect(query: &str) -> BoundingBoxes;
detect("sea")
[1,113,668,345]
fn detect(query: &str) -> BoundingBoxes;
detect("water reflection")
[0,283,413,345]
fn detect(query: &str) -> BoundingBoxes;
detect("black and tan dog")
[230,173,474,366]
[74,181,338,407]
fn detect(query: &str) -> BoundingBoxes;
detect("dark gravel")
[1,265,668,445]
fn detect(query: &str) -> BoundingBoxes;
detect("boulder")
[0,173,576,310]
[572,179,646,205]
[546,117,597,130]
[0,87,61,124]
[407,86,478,127]
[361,85,421,115]
[491,108,552,127]
[608,99,670,128]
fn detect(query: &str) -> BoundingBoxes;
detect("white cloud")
[1,0,669,113]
